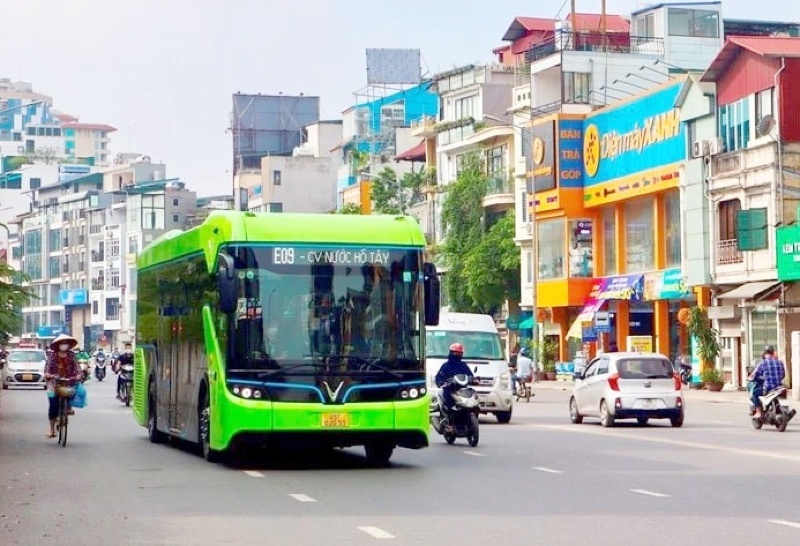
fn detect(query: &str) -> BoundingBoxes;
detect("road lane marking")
[289,494,316,503]
[243,470,265,478]
[532,424,800,464]
[463,451,485,457]
[358,526,395,539]
[532,466,563,474]
[769,519,800,529]
[630,489,670,498]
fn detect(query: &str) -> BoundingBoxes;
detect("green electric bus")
[132,211,440,465]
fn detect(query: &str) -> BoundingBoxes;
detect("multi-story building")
[231,93,320,208]
[337,82,438,210]
[247,120,343,213]
[700,36,800,388]
[8,157,196,349]
[61,121,116,166]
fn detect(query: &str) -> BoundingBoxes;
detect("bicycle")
[53,378,77,447]
[513,374,533,403]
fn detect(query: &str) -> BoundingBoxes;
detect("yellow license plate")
[22,374,33,381]
[321,413,350,428]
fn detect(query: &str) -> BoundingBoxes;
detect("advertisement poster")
[626,335,653,353]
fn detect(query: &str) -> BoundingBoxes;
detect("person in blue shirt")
[748,345,786,417]
[435,343,474,409]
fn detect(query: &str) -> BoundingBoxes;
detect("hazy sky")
[1,1,796,197]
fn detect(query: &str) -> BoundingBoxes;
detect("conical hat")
[50,333,78,350]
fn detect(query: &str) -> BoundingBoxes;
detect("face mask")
[59,344,69,351]
[125,349,132,354]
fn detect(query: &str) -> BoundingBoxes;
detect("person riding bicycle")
[44,334,82,439]
[511,347,533,394]
[748,345,786,418]
[116,343,134,400]
[435,343,474,409]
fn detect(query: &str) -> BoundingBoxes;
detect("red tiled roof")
[502,17,555,41]
[61,122,117,132]
[568,13,630,33]
[702,36,800,82]
[396,140,426,162]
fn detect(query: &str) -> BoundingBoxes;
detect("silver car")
[569,352,684,428]
[1,349,48,390]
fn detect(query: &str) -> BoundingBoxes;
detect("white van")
[426,312,514,423]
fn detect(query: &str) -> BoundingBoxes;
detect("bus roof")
[138,210,426,272]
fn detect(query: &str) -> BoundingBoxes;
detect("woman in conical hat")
[44,333,82,438]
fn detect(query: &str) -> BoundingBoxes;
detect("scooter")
[750,382,797,432]
[118,362,134,407]
[94,354,108,381]
[430,373,480,447]
[78,358,90,383]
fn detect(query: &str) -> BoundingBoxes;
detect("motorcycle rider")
[511,347,533,394]
[435,343,474,410]
[75,347,90,362]
[748,345,786,418]
[116,343,134,400]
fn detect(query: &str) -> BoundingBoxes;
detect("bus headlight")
[396,386,427,401]
[229,384,268,400]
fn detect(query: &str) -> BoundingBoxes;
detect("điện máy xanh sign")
[776,226,800,281]
[600,109,681,162]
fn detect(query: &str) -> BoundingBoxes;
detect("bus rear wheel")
[199,390,225,463]
[364,442,394,467]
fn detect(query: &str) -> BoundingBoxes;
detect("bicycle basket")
[56,385,76,398]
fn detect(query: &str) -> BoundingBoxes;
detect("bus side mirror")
[423,262,440,326]
[217,254,237,314]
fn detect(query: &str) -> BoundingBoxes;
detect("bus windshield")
[223,244,423,373]
[425,330,504,360]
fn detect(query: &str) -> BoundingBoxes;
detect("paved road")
[2,379,800,545]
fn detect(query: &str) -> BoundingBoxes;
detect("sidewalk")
[531,378,753,405]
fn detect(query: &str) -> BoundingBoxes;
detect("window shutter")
[736,210,752,250]
[751,208,768,250]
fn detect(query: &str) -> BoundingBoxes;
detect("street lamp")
[483,114,539,370]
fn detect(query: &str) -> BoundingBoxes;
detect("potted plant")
[541,339,559,380]
[700,367,724,391]
[685,306,722,390]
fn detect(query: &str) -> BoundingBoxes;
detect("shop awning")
[718,281,781,300]
[395,140,426,161]
[517,316,535,330]
[566,299,607,340]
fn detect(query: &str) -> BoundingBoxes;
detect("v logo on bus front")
[322,380,344,403]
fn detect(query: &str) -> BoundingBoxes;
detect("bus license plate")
[321,413,350,428]
[22,374,33,381]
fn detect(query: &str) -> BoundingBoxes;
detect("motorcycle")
[118,362,134,406]
[78,359,90,383]
[750,382,797,432]
[94,354,108,381]
[430,373,480,447]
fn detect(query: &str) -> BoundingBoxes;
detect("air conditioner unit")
[708,137,724,156]
[691,140,708,158]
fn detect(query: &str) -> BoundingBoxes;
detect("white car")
[1,349,48,389]
[569,352,684,428]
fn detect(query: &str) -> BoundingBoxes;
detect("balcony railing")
[525,32,665,63]
[717,239,743,265]
[91,279,104,291]
[91,251,104,263]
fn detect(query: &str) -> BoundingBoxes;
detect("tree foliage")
[370,167,427,215]
[338,202,363,215]
[439,153,521,314]
[0,248,35,344]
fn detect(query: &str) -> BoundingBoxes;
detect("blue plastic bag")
[71,382,88,408]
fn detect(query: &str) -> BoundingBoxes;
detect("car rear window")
[617,358,673,379]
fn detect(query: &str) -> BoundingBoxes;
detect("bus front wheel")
[364,442,394,467]
[199,389,225,463]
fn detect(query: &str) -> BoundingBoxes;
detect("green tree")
[440,153,488,312]
[371,167,429,215]
[338,202,363,215]
[0,246,35,344]
[464,210,520,311]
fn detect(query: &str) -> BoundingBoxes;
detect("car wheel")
[600,401,615,428]
[670,412,684,428]
[569,397,583,424]
[637,417,649,426]
[495,409,512,424]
